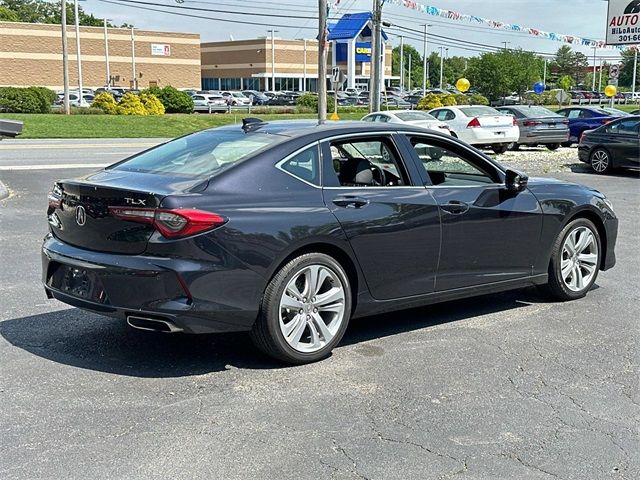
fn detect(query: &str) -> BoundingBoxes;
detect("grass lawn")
[1,112,365,139]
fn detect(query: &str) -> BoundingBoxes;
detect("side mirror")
[505,169,528,192]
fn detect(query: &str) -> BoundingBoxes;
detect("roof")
[327,12,388,41]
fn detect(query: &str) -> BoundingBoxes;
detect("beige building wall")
[0,21,201,90]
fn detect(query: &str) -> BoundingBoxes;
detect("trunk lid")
[48,170,207,254]
[476,115,514,129]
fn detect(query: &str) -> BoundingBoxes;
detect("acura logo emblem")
[75,206,86,226]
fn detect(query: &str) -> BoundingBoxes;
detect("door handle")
[332,196,369,209]
[440,200,469,215]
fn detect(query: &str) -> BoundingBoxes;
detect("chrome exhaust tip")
[126,315,183,333]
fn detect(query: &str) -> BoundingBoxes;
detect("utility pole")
[592,47,597,92]
[370,0,382,112]
[73,0,83,104]
[632,48,638,103]
[303,38,307,92]
[103,18,111,88]
[439,46,444,89]
[61,0,70,114]
[543,58,547,86]
[407,53,412,91]
[598,59,603,92]
[318,0,328,123]
[421,24,429,93]
[131,27,136,89]
[268,29,279,91]
[399,35,404,91]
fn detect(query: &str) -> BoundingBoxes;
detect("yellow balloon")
[456,78,470,93]
[604,85,617,97]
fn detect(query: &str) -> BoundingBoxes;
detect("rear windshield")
[396,111,437,121]
[110,129,282,178]
[459,106,502,117]
[514,106,561,118]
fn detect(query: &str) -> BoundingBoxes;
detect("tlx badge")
[124,197,146,206]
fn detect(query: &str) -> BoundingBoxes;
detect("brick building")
[0,21,201,90]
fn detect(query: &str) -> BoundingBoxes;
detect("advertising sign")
[606,0,640,45]
[151,44,171,56]
[355,42,372,62]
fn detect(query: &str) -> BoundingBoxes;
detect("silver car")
[192,94,227,113]
[496,105,570,151]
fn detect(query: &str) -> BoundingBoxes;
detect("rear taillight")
[562,120,570,125]
[522,120,542,127]
[512,117,518,126]
[467,117,481,128]
[108,207,227,239]
[601,118,612,124]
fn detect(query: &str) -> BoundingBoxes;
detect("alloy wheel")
[279,264,346,353]
[590,150,609,173]
[560,226,599,292]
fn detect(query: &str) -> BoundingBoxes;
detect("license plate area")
[47,262,108,303]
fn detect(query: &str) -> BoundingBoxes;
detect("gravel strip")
[488,146,588,176]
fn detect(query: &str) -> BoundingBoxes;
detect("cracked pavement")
[0,145,638,479]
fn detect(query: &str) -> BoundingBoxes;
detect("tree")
[618,48,638,88]
[392,44,423,89]
[0,0,126,26]
[466,49,543,101]
[551,46,589,85]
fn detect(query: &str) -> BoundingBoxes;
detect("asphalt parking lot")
[0,141,638,479]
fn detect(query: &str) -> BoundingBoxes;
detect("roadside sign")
[331,67,341,84]
[606,0,640,45]
[151,44,171,56]
[609,64,620,79]
[556,90,570,104]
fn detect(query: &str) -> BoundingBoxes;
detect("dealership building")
[0,21,201,90]
[201,12,394,92]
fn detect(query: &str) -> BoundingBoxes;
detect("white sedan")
[361,110,452,135]
[192,94,227,113]
[429,105,519,153]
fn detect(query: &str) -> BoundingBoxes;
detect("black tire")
[546,143,561,151]
[561,141,573,148]
[250,253,352,364]
[589,148,613,174]
[492,144,509,154]
[540,218,601,301]
[508,142,520,151]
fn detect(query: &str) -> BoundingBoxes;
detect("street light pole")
[370,0,382,113]
[632,48,638,103]
[61,0,70,114]
[439,46,444,89]
[421,24,429,93]
[407,53,412,91]
[399,35,404,91]
[73,0,83,105]
[131,27,137,89]
[303,38,307,92]
[268,29,279,91]
[543,58,547,86]
[592,47,597,92]
[318,0,328,123]
[103,18,111,88]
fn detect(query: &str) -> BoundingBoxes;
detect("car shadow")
[568,164,640,177]
[0,287,552,377]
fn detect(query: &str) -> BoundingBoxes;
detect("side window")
[567,110,581,119]
[408,136,497,187]
[443,110,455,121]
[378,115,390,123]
[327,137,409,187]
[362,115,376,122]
[431,110,445,121]
[608,119,640,134]
[279,144,320,186]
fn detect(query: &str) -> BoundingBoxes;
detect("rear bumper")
[518,129,569,144]
[42,234,264,333]
[461,126,519,145]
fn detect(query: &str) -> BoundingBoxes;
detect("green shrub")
[140,93,165,115]
[0,87,49,113]
[26,87,56,112]
[142,86,193,113]
[296,93,319,110]
[453,93,470,106]
[441,94,457,106]
[416,93,443,110]
[116,92,148,115]
[469,93,489,106]
[69,107,105,115]
[91,92,118,114]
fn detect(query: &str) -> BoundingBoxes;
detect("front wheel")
[250,253,351,364]
[589,148,612,174]
[561,141,573,148]
[541,218,601,301]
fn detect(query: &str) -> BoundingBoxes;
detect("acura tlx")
[42,119,617,364]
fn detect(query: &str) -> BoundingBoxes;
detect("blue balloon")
[533,82,545,95]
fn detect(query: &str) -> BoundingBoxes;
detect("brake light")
[467,117,481,128]
[512,117,518,126]
[108,207,227,239]
[522,120,542,127]
[601,118,612,124]
[562,120,570,125]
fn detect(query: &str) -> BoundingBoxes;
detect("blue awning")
[328,12,388,41]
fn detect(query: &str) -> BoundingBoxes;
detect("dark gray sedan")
[578,116,640,173]
[497,105,570,150]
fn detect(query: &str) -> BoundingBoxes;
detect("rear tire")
[492,144,509,154]
[540,218,601,301]
[561,141,572,148]
[508,142,520,151]
[546,143,560,151]
[250,253,352,364]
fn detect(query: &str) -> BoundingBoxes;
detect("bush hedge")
[416,92,490,110]
[91,92,118,114]
[0,86,56,113]
[142,86,193,113]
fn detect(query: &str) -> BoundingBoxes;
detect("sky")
[82,0,620,63]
